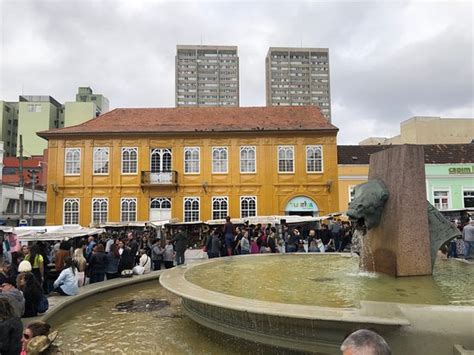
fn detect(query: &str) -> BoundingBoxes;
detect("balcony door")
[150,197,172,221]
[150,148,172,184]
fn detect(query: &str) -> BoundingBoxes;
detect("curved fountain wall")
[160,254,474,354]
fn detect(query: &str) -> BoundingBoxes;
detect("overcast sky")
[1,0,472,144]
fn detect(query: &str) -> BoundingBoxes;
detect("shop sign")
[285,196,318,211]
[448,166,473,175]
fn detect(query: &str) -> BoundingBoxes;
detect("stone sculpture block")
[363,145,432,277]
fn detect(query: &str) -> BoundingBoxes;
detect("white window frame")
[432,188,451,210]
[212,196,229,220]
[63,198,80,225]
[278,145,294,173]
[240,146,256,174]
[240,196,257,218]
[93,147,109,175]
[462,187,474,208]
[64,148,81,176]
[91,198,108,224]
[184,147,200,174]
[212,146,228,174]
[306,145,323,173]
[121,197,137,222]
[150,197,172,210]
[183,197,200,222]
[121,147,138,174]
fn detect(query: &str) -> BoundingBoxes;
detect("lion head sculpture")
[347,180,389,230]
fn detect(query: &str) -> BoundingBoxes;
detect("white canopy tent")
[12,225,105,242]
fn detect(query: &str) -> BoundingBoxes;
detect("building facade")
[175,45,239,107]
[265,47,331,122]
[337,145,474,213]
[64,87,110,127]
[2,156,47,189]
[5,87,109,156]
[75,87,109,116]
[359,116,474,145]
[38,106,339,226]
[17,96,64,156]
[0,101,18,156]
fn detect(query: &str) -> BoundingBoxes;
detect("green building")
[5,87,109,156]
[17,95,64,156]
[426,163,474,210]
[0,101,19,156]
[75,87,109,116]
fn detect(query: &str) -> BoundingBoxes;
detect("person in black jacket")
[118,246,134,274]
[88,244,108,284]
[0,297,22,355]
[16,272,42,318]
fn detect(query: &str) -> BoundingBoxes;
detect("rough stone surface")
[363,145,432,276]
[427,202,462,270]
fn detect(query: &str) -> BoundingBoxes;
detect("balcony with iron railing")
[141,171,178,187]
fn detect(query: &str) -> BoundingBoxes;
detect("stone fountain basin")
[160,254,474,354]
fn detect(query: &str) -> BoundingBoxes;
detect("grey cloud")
[1,0,472,144]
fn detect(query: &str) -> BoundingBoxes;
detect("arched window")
[121,147,138,174]
[278,146,294,173]
[184,197,199,222]
[92,198,108,224]
[65,148,81,175]
[212,147,228,173]
[64,198,80,224]
[184,147,200,173]
[240,146,256,173]
[93,147,109,174]
[240,196,257,218]
[212,197,228,220]
[121,198,137,222]
[306,145,323,173]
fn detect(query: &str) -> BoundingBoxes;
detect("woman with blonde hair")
[73,248,87,287]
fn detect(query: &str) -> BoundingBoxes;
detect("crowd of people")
[203,216,360,258]
[0,213,472,354]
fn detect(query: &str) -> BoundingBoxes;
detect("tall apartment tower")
[176,45,239,107]
[266,47,331,122]
[0,101,19,156]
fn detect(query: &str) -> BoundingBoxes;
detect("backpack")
[37,293,49,313]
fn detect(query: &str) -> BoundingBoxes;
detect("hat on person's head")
[18,260,32,273]
[27,331,58,355]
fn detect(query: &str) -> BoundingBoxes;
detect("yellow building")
[38,106,340,226]
[338,145,394,211]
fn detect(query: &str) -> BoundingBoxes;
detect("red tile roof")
[338,144,474,164]
[38,106,337,138]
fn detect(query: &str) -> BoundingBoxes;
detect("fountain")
[161,145,474,354]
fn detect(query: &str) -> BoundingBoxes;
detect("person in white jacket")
[138,249,151,274]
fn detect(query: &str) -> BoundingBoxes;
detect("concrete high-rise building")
[266,47,331,122]
[17,95,64,156]
[0,101,19,156]
[359,116,474,145]
[6,87,109,156]
[75,87,109,116]
[175,45,239,107]
[64,87,110,126]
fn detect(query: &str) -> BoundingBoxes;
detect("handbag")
[37,293,49,313]
[121,269,133,278]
